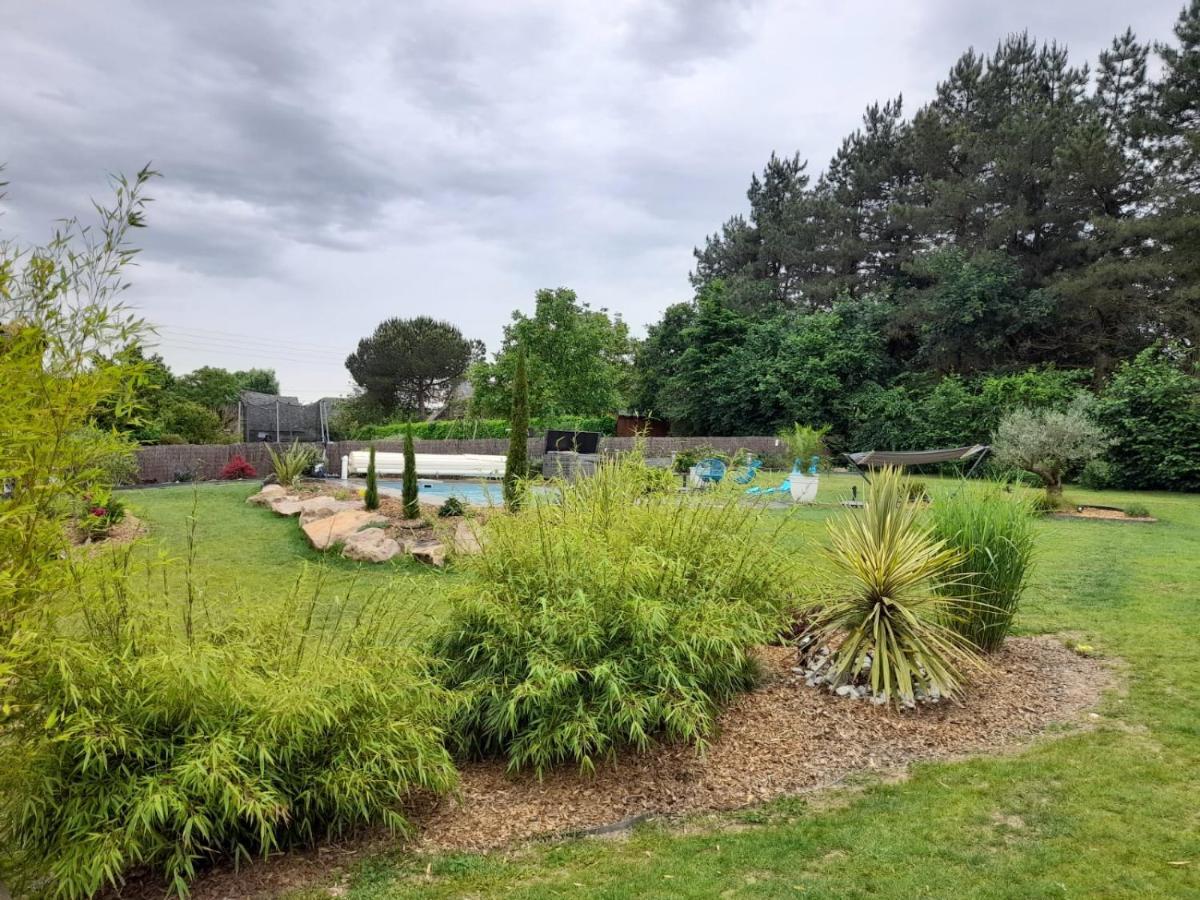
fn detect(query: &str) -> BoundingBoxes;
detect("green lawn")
[129,480,1200,898]
[122,482,454,640]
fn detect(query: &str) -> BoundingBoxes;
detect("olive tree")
[992,395,1109,495]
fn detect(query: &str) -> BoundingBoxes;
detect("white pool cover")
[343,451,506,479]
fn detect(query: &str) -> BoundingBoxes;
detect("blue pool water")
[377,479,504,505]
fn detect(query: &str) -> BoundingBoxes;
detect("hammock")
[844,444,990,468]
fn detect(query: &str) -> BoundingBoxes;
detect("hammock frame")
[843,444,991,485]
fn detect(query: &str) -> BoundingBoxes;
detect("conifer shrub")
[402,424,419,519]
[0,554,457,898]
[431,451,789,775]
[364,445,380,511]
[503,349,530,511]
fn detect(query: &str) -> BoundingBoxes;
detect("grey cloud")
[1,0,1189,400]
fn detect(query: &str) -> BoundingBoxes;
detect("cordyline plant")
[804,466,983,704]
[265,440,317,487]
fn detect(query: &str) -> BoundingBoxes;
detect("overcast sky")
[1,0,1186,401]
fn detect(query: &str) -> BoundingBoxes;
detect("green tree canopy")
[1096,345,1200,491]
[470,288,632,418]
[345,316,482,416]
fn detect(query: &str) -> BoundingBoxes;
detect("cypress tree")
[403,421,419,519]
[504,349,530,510]
[364,445,380,511]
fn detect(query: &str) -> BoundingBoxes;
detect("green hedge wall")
[352,416,617,441]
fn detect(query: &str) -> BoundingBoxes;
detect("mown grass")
[121,482,453,641]
[290,478,1200,899]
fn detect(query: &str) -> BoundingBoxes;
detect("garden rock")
[451,521,482,555]
[268,497,305,516]
[411,540,447,567]
[341,527,404,563]
[246,484,288,506]
[301,509,388,551]
[295,497,361,525]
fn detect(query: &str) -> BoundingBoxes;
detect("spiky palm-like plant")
[265,440,317,488]
[807,466,981,703]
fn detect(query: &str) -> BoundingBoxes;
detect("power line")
[146,339,347,367]
[155,323,350,353]
[151,332,347,360]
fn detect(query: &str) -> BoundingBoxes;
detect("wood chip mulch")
[409,636,1111,852]
[1053,506,1156,522]
[113,636,1111,899]
[70,513,147,553]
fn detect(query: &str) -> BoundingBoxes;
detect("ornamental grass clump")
[0,549,457,899]
[805,466,981,705]
[931,484,1036,652]
[431,450,790,775]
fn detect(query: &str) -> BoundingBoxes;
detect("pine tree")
[364,445,380,511]
[504,349,529,511]
[402,422,419,519]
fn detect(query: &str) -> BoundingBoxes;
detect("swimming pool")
[376,479,505,505]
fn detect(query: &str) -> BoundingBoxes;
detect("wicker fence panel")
[133,436,784,483]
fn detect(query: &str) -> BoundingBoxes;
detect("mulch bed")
[1052,505,1156,522]
[410,636,1110,851]
[116,636,1111,899]
[70,513,147,552]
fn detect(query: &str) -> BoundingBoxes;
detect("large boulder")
[297,497,362,525]
[269,497,305,516]
[246,484,288,507]
[272,495,360,520]
[302,509,389,551]
[341,527,404,563]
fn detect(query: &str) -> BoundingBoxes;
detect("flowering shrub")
[76,493,126,540]
[220,454,257,479]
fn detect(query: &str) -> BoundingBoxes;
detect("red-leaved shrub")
[220,454,257,480]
